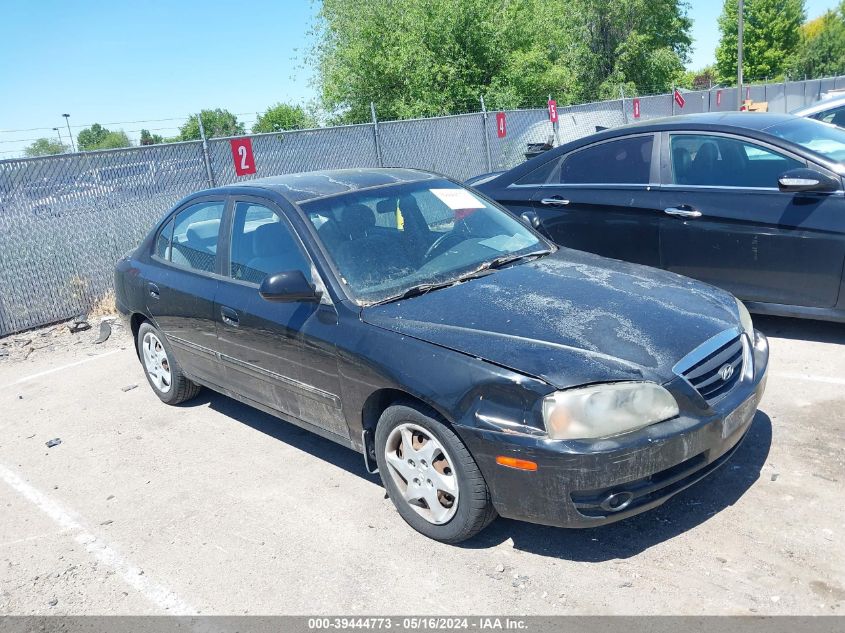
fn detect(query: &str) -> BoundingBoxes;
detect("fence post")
[480,95,492,173]
[619,86,628,124]
[671,83,675,116]
[196,114,216,187]
[370,102,383,168]
[784,75,788,113]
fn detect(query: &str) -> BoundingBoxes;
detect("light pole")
[62,114,76,152]
[737,0,744,110]
[52,127,63,148]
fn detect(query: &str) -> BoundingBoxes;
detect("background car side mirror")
[778,168,840,193]
[259,270,322,303]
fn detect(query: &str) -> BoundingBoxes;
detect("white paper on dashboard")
[430,188,486,210]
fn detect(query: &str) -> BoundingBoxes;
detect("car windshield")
[300,179,549,304]
[767,117,845,164]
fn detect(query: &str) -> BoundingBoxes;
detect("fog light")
[495,456,538,471]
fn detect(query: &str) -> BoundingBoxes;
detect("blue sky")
[0,0,840,157]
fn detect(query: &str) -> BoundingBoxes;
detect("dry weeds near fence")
[2,76,845,336]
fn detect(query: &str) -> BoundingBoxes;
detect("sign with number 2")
[230,138,256,176]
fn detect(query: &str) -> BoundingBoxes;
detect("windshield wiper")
[374,280,459,305]
[370,250,552,306]
[486,249,553,270]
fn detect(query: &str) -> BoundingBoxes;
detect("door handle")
[148,283,160,299]
[664,207,702,218]
[540,197,570,206]
[220,306,239,327]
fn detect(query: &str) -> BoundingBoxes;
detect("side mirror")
[520,210,542,229]
[778,168,840,193]
[259,270,321,303]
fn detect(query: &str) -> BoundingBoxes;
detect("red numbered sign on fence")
[716,90,722,106]
[633,98,641,119]
[547,99,558,123]
[496,112,507,138]
[230,138,256,176]
[673,89,686,108]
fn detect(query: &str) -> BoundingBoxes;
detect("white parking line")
[0,463,197,615]
[770,371,845,386]
[4,349,123,388]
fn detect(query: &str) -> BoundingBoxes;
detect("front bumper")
[455,330,769,529]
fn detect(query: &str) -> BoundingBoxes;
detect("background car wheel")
[374,403,497,543]
[136,321,201,405]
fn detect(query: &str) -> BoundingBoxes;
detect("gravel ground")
[0,314,843,615]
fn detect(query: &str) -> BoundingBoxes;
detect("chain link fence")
[2,75,845,336]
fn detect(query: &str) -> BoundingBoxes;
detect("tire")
[136,321,202,405]
[375,403,497,543]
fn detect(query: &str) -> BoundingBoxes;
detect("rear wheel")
[375,403,496,543]
[137,321,201,405]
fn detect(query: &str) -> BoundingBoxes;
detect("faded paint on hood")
[362,248,740,389]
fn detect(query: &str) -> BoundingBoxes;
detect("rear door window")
[164,200,225,273]
[516,135,654,185]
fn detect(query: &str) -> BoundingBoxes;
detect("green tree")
[312,0,691,121]
[77,123,132,150]
[252,103,315,133]
[788,5,845,78]
[24,138,67,157]
[77,123,109,150]
[716,0,806,83]
[678,65,718,90]
[179,109,244,140]
[140,129,164,145]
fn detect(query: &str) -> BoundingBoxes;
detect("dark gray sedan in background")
[472,112,845,322]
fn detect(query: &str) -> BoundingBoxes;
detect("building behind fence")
[2,75,845,336]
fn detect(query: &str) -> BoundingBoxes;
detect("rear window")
[767,117,845,164]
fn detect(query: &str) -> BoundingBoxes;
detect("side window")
[168,201,224,272]
[670,134,804,188]
[514,157,559,186]
[154,218,174,260]
[229,202,312,285]
[559,135,654,185]
[817,106,845,127]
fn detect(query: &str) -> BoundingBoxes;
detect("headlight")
[736,298,753,337]
[543,382,679,440]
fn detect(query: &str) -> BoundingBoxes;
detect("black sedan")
[115,168,768,543]
[471,112,845,322]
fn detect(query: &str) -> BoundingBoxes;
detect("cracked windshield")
[302,179,549,303]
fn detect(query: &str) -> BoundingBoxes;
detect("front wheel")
[136,321,201,405]
[374,403,496,543]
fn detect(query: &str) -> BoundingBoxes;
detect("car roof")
[619,111,797,132]
[218,168,441,203]
[792,94,845,117]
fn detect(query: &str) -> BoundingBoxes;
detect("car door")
[516,133,663,267]
[659,131,845,308]
[213,196,349,440]
[146,197,226,385]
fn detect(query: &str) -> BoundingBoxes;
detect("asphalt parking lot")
[0,315,843,615]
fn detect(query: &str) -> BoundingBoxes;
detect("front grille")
[677,331,745,404]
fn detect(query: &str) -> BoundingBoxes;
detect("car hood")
[362,248,740,389]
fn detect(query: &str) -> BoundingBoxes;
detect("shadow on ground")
[183,389,772,561]
[753,314,845,344]
[184,390,381,485]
